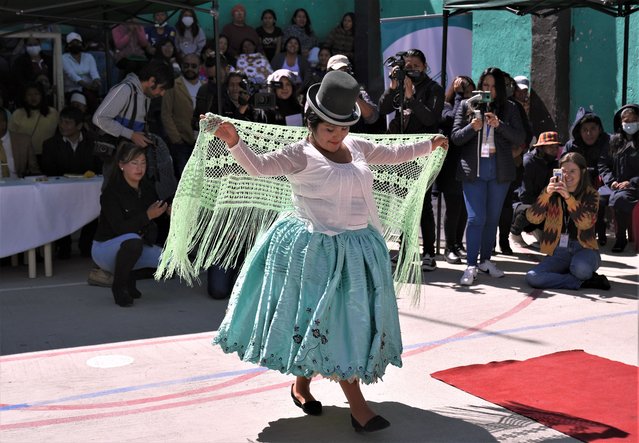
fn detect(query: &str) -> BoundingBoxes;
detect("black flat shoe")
[290,384,322,415]
[351,414,390,432]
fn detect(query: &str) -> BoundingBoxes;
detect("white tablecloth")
[0,177,103,258]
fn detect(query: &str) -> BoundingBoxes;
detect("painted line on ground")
[1,299,636,430]
[0,282,89,293]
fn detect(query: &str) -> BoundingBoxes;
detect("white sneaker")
[478,260,505,278]
[509,232,528,248]
[531,229,543,243]
[460,266,477,286]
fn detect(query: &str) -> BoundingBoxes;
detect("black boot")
[112,239,144,307]
[581,273,611,290]
[612,210,630,253]
[128,268,155,299]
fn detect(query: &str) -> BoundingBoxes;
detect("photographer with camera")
[379,49,444,271]
[451,67,525,286]
[223,72,266,123]
[261,69,303,126]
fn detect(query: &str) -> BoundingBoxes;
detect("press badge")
[559,233,569,248]
[481,142,491,158]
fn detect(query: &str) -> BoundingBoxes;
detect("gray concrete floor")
[1,233,637,442]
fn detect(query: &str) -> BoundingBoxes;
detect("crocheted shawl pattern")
[157,115,446,299]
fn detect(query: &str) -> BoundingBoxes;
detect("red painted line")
[0,332,214,363]
[0,292,540,430]
[0,380,292,430]
[22,372,262,411]
[402,291,541,358]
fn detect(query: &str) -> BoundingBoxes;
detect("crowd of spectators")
[0,4,636,305]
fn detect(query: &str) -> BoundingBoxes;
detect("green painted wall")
[570,9,639,132]
[194,1,355,42]
[469,11,531,83]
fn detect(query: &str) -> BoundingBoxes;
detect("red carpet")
[431,350,638,442]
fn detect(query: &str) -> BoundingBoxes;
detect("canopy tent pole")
[210,0,223,115]
[622,6,629,105]
[436,9,450,257]
[441,9,449,89]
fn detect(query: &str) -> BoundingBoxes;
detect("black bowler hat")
[306,70,361,126]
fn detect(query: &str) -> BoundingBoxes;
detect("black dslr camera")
[384,51,407,81]
[252,81,281,111]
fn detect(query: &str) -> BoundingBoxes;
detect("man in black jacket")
[42,106,101,258]
[510,131,560,247]
[562,107,610,245]
[379,49,444,270]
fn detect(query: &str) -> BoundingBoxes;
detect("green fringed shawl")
[156,115,446,299]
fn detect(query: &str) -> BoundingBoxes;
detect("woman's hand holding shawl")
[199,113,240,148]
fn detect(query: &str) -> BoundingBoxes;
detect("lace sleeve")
[229,139,307,176]
[352,136,433,165]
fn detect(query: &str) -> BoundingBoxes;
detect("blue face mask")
[622,121,639,135]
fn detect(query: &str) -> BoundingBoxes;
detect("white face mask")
[182,16,194,27]
[26,45,41,56]
[622,121,639,135]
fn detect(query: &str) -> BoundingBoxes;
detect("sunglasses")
[182,63,199,69]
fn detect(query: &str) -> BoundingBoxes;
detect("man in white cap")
[62,32,101,112]
[326,54,379,131]
[513,75,530,115]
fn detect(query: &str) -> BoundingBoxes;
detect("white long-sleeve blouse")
[229,135,432,235]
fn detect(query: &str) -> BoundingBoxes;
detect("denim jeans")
[462,156,510,266]
[526,240,601,289]
[92,233,163,273]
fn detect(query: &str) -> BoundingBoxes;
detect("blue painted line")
[0,366,266,411]
[403,309,637,350]
[2,309,636,411]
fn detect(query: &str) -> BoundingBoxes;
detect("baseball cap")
[514,75,529,90]
[70,92,87,105]
[327,54,350,71]
[66,32,83,44]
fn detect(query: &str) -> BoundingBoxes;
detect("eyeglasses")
[182,63,199,69]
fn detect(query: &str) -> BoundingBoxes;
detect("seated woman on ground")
[525,152,610,290]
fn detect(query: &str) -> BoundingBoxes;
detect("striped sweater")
[526,186,599,255]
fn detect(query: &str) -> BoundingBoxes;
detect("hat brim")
[306,82,361,127]
[328,62,349,71]
[533,141,560,147]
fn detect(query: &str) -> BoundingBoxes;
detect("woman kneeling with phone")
[525,152,610,290]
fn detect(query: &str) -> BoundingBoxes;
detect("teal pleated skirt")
[212,216,403,384]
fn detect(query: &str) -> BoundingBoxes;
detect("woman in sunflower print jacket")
[525,152,610,290]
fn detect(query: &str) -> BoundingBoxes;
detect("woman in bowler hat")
[208,71,448,432]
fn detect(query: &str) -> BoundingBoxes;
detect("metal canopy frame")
[0,0,211,36]
[441,0,639,104]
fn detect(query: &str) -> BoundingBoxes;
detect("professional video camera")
[251,80,281,110]
[384,51,407,81]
